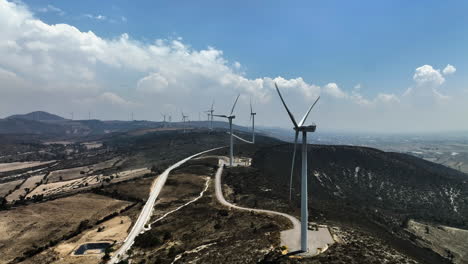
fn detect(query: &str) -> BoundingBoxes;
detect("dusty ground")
[47,166,93,183]
[0,161,54,173]
[27,168,150,199]
[99,175,156,202]
[261,225,420,264]
[0,193,131,264]
[129,158,291,264]
[407,219,468,264]
[47,158,120,183]
[0,179,23,197]
[22,216,132,264]
[6,174,44,202]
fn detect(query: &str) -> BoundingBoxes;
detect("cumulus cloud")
[443,64,456,75]
[323,83,347,98]
[137,73,169,93]
[413,65,445,86]
[405,64,456,103]
[0,0,465,132]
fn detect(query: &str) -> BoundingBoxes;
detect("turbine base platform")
[280,225,334,256]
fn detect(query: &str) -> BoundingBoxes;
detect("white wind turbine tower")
[205,101,215,130]
[181,112,188,133]
[161,113,167,127]
[213,94,240,166]
[275,83,320,253]
[249,98,256,144]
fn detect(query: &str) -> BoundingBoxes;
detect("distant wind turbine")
[181,112,188,133]
[213,94,240,166]
[250,98,256,144]
[275,82,320,253]
[161,113,167,127]
[205,101,215,130]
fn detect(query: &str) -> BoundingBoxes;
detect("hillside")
[7,111,66,121]
[0,118,67,135]
[0,111,256,138]
[252,144,467,228]
[222,143,468,263]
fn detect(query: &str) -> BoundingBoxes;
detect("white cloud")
[37,4,64,16]
[323,83,347,98]
[442,64,456,75]
[413,65,445,86]
[98,92,133,106]
[84,14,107,21]
[406,64,456,102]
[137,72,169,93]
[0,0,466,132]
[376,93,400,104]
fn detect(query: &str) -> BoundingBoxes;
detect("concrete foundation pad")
[280,227,335,256]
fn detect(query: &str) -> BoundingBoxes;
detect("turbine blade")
[230,94,240,116]
[275,83,298,128]
[298,96,320,127]
[289,131,299,201]
[211,100,215,111]
[250,98,253,114]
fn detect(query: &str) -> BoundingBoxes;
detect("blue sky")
[1,0,468,132]
[25,0,468,96]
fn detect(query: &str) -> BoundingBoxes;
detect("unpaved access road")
[215,158,334,255]
[109,147,225,263]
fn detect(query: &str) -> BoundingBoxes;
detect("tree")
[0,197,7,210]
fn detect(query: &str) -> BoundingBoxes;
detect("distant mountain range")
[7,111,66,121]
[0,111,258,138]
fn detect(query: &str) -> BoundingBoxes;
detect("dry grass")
[6,174,44,202]
[0,161,54,173]
[47,166,92,183]
[0,193,131,264]
[47,158,119,183]
[0,180,23,197]
[407,220,468,264]
[27,168,150,199]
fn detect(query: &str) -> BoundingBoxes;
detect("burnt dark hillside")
[0,118,67,135]
[253,144,468,229]
[104,130,281,171]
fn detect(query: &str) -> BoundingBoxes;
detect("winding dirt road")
[109,147,225,263]
[215,158,334,254]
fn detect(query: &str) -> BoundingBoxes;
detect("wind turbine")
[181,112,188,133]
[275,83,320,253]
[213,94,240,166]
[249,98,256,144]
[205,101,215,130]
[161,113,167,127]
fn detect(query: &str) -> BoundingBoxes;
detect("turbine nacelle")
[294,124,316,132]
